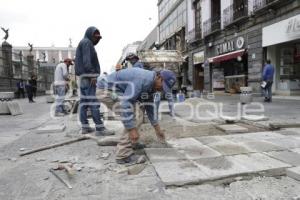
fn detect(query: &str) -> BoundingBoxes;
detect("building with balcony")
[186,0,300,96]
[158,0,189,90]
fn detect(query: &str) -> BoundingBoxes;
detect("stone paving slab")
[35,123,66,134]
[0,101,10,114]
[193,156,250,180]
[264,151,300,166]
[145,148,185,161]
[205,139,253,156]
[216,124,249,134]
[242,115,269,122]
[291,148,300,154]
[7,101,23,116]
[286,167,300,181]
[241,141,286,152]
[241,132,286,141]
[231,153,291,174]
[279,128,300,137]
[195,136,226,145]
[266,137,300,149]
[167,138,221,159]
[151,159,208,186]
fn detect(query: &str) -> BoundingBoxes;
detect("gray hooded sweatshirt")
[75,26,101,76]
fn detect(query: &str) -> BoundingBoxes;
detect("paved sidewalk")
[146,128,300,187]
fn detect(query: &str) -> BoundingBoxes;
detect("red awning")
[208,49,245,63]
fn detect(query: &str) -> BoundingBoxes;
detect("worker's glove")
[110,92,118,102]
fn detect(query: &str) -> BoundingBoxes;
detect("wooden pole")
[19,136,89,156]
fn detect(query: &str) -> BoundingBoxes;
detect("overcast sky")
[0,0,158,73]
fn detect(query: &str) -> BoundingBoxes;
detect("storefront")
[193,51,205,91]
[263,14,300,96]
[207,36,248,93]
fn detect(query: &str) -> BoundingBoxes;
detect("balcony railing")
[203,15,221,37]
[223,0,248,26]
[253,0,277,11]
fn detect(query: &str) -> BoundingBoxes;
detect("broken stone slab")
[216,124,249,134]
[287,167,300,182]
[7,101,23,116]
[242,115,269,122]
[145,148,185,161]
[151,159,208,186]
[0,92,14,99]
[35,124,66,134]
[0,101,10,114]
[264,151,300,166]
[231,153,291,176]
[270,122,300,129]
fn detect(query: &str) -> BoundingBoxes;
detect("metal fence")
[0,50,54,94]
[223,0,248,26]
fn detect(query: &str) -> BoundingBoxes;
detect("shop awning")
[208,49,246,63]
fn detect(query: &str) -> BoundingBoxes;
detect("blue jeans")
[154,92,174,119]
[264,81,273,100]
[55,85,66,113]
[80,78,104,131]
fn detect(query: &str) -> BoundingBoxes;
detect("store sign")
[193,51,204,65]
[216,37,245,55]
[263,14,300,47]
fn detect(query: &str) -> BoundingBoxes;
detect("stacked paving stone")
[0,92,23,116]
[146,129,300,186]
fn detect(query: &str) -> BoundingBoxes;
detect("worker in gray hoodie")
[75,26,114,136]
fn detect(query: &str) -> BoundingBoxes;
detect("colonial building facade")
[187,0,300,96]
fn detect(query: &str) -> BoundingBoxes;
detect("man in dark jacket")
[262,60,275,102]
[75,26,114,136]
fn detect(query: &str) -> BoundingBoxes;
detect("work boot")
[132,142,146,150]
[81,127,95,135]
[116,154,146,165]
[95,128,115,136]
[55,112,65,117]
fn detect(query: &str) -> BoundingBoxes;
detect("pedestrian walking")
[75,26,115,136]
[97,67,176,164]
[262,60,275,102]
[16,80,25,98]
[29,75,37,98]
[54,58,73,116]
[25,80,34,103]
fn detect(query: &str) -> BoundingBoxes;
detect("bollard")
[240,87,253,104]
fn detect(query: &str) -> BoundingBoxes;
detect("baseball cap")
[64,58,74,65]
[125,53,139,61]
[160,70,176,93]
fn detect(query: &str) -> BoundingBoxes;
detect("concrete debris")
[19,148,26,151]
[8,157,17,162]
[97,152,110,160]
[49,168,72,189]
[35,158,46,162]
[128,164,147,175]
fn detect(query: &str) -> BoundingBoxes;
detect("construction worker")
[54,58,73,116]
[96,67,176,164]
[125,53,144,69]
